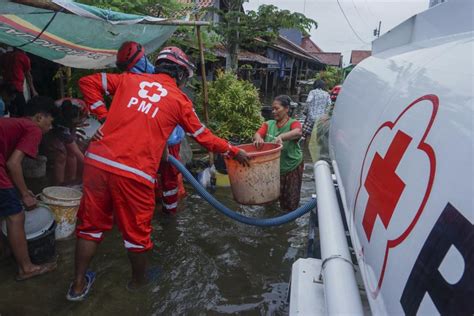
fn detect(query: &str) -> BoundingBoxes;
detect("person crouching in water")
[253,95,303,212]
[41,98,86,185]
[66,43,250,301]
[0,96,58,280]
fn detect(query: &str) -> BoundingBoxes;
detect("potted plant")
[196,71,263,144]
[196,71,263,173]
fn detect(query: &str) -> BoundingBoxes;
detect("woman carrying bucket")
[253,95,303,212]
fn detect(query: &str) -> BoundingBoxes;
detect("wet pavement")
[0,157,316,315]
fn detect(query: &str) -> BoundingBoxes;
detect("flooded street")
[0,157,315,315]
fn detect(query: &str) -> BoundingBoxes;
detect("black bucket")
[28,221,57,264]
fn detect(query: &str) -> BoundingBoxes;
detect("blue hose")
[168,156,317,227]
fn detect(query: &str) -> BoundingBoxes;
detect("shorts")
[0,188,23,217]
[76,164,156,252]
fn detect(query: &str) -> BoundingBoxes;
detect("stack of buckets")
[40,187,82,240]
[1,204,57,263]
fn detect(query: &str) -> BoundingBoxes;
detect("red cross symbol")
[143,84,162,98]
[363,130,413,241]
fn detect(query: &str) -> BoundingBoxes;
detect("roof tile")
[350,50,371,65]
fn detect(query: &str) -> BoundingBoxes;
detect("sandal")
[66,270,96,302]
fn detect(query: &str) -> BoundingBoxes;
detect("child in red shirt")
[0,96,57,280]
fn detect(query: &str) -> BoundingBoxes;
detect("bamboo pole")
[195,24,213,165]
[65,67,72,97]
[288,57,294,93]
[265,68,269,93]
[58,68,65,98]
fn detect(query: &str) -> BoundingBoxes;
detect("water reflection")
[0,160,315,316]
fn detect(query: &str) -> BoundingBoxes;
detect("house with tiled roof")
[301,35,323,53]
[300,35,342,67]
[310,52,342,67]
[280,30,343,68]
[350,50,371,65]
[253,35,325,95]
[173,6,329,94]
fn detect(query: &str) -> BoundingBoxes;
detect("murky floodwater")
[0,156,315,315]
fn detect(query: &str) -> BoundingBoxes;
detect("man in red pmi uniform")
[69,45,249,299]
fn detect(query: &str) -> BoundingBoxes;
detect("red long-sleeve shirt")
[79,72,239,187]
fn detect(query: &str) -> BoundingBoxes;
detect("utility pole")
[373,21,382,37]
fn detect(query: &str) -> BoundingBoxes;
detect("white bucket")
[39,186,82,240]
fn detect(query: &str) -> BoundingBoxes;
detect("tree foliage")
[77,0,220,63]
[314,66,343,91]
[196,71,263,142]
[164,26,221,63]
[210,2,318,71]
[76,0,183,17]
[244,5,317,42]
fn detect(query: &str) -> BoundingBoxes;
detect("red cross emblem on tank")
[353,94,439,297]
[363,130,412,241]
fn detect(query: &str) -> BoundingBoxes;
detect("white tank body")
[329,0,473,314]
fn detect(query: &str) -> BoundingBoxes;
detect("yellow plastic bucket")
[215,171,231,187]
[224,143,282,205]
[39,186,82,240]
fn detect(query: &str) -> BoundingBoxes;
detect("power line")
[352,0,370,28]
[336,0,370,44]
[364,0,379,21]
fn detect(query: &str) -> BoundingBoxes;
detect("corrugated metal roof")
[214,47,278,65]
[256,36,322,65]
[238,50,278,65]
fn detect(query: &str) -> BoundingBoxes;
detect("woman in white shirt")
[302,79,331,139]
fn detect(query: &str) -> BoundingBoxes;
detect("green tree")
[196,71,263,142]
[314,66,343,91]
[164,26,221,63]
[77,0,220,63]
[210,2,318,72]
[76,0,183,17]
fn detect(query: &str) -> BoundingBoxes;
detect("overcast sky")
[243,0,428,65]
